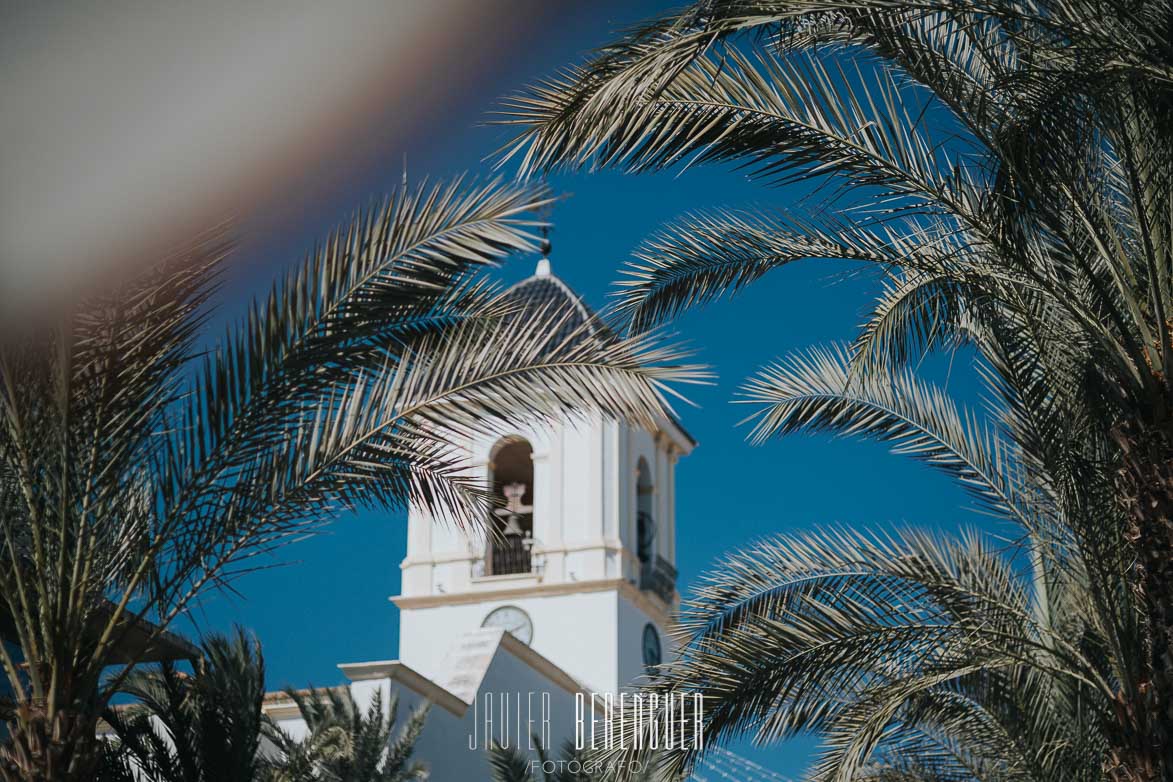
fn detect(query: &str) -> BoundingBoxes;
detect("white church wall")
[558,420,596,544]
[399,588,621,694]
[473,642,582,748]
[370,642,584,780]
[616,592,677,694]
[403,646,580,779]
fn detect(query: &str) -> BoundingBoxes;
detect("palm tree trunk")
[1112,423,1173,782]
[2,706,99,782]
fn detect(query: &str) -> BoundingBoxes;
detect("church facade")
[265,259,695,779]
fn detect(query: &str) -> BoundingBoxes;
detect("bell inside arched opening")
[487,438,534,575]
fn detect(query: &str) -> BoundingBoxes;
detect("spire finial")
[535,224,552,277]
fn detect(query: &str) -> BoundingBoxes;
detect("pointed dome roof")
[499,254,698,449]
[500,257,606,345]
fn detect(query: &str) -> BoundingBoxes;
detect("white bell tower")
[393,257,694,695]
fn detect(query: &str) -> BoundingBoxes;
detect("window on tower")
[636,457,676,603]
[636,458,655,565]
[486,437,534,576]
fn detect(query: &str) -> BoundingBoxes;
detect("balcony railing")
[488,536,532,576]
[640,555,677,603]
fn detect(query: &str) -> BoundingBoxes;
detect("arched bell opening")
[636,457,675,602]
[486,437,534,575]
[636,458,655,566]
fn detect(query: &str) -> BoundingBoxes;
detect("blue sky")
[189,3,989,775]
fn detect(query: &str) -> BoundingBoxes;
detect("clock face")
[482,605,534,645]
[642,623,662,670]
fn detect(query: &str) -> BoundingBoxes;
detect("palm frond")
[739,344,1048,534]
[851,271,974,373]
[615,209,966,332]
[0,172,705,778]
[147,294,708,624]
[501,47,986,228]
[488,741,535,782]
[496,1,1173,779]
[265,685,429,782]
[174,177,551,499]
[602,528,1108,780]
[103,628,266,782]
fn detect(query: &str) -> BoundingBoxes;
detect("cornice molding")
[391,578,676,628]
[338,660,469,716]
[400,538,642,572]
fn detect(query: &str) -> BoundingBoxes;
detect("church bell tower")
[392,255,694,695]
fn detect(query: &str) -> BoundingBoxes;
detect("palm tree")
[98,628,267,782]
[592,359,1135,782]
[622,526,1120,782]
[262,685,428,782]
[0,175,704,782]
[498,2,1173,780]
[98,629,427,782]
